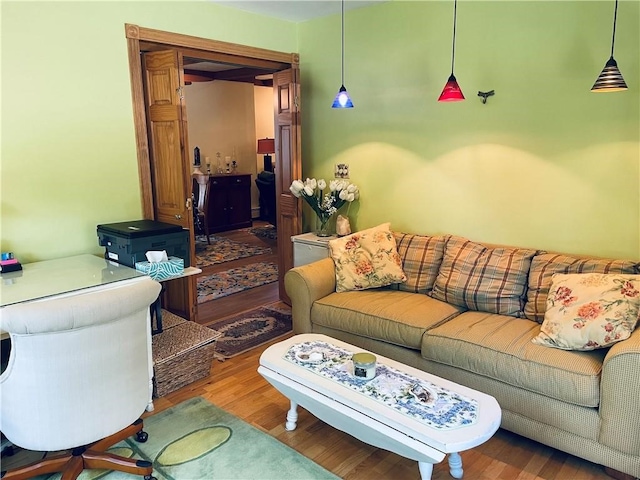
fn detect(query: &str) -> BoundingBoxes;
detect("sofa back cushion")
[390,232,449,294]
[328,223,407,293]
[430,236,538,317]
[524,253,640,323]
[531,273,640,350]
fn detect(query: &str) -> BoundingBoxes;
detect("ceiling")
[183,1,386,85]
[210,1,386,23]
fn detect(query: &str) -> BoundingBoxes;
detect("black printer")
[97,220,190,268]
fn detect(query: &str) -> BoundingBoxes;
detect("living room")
[1,1,638,479]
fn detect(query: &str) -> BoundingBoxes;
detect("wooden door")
[274,67,303,304]
[142,50,197,320]
[143,50,192,229]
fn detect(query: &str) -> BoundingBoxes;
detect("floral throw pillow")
[328,223,407,293]
[532,273,640,351]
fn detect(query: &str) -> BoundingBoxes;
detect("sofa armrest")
[284,257,336,334]
[598,326,640,456]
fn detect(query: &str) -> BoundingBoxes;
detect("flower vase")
[316,215,332,237]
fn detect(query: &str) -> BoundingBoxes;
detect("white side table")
[291,232,334,267]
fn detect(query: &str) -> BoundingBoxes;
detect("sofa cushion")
[524,253,640,323]
[532,273,640,351]
[422,311,606,407]
[430,236,537,317]
[328,223,407,293]
[312,290,465,350]
[390,232,449,294]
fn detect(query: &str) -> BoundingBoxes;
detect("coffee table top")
[260,334,501,454]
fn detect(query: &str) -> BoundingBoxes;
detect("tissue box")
[135,256,184,280]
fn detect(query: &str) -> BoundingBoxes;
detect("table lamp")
[257,138,275,172]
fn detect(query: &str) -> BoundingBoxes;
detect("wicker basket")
[151,313,221,397]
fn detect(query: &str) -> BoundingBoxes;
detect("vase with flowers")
[290,178,360,237]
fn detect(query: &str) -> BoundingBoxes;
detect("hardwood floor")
[167,222,627,480]
[151,336,624,480]
[194,221,281,327]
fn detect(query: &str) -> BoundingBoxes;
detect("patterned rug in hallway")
[195,234,271,267]
[247,224,277,240]
[197,261,278,304]
[207,304,292,358]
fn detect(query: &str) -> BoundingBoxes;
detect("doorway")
[125,24,302,321]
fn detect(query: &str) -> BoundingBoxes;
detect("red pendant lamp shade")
[438,0,465,102]
[438,74,465,102]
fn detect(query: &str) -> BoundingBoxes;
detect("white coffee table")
[258,334,501,479]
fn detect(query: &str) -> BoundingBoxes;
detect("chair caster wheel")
[136,430,149,443]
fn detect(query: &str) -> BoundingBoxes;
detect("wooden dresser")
[206,174,252,233]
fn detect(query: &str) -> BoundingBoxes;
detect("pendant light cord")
[341,0,345,85]
[610,0,618,58]
[450,0,458,75]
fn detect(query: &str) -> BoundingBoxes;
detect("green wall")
[2,1,639,263]
[0,1,296,262]
[298,1,640,259]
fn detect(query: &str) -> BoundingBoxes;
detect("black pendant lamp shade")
[332,0,354,108]
[438,0,465,102]
[592,0,627,92]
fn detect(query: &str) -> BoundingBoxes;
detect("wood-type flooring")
[194,221,281,327]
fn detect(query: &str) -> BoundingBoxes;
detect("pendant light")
[438,0,465,102]
[591,0,627,92]
[332,0,354,108]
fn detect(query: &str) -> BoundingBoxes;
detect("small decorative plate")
[409,383,438,407]
[295,350,326,364]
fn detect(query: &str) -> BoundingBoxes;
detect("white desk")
[0,255,155,410]
[0,254,146,307]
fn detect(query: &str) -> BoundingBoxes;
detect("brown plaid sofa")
[284,232,640,478]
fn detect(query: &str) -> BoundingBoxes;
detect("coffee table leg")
[418,461,433,479]
[448,452,463,478]
[285,401,299,431]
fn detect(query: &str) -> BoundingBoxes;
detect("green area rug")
[197,262,278,304]
[208,304,292,358]
[32,397,337,480]
[195,235,271,268]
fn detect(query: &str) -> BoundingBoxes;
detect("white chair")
[0,278,161,480]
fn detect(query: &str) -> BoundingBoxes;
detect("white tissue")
[145,250,168,263]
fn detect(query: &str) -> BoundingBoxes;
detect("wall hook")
[477,90,495,104]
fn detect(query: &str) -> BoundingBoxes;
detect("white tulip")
[339,190,348,200]
[347,184,357,193]
[346,193,355,202]
[289,180,304,197]
[317,179,327,190]
[306,178,317,189]
[289,185,301,197]
[329,180,339,192]
[303,185,314,197]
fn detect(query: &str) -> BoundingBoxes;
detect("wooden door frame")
[124,23,299,220]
